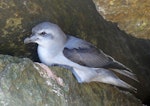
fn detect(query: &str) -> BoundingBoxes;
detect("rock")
[0,0,150,105]
[0,54,142,106]
[92,0,150,39]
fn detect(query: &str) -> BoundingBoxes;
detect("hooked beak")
[24,35,39,44]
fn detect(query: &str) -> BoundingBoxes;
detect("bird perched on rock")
[24,22,138,90]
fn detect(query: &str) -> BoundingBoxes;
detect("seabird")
[24,22,138,90]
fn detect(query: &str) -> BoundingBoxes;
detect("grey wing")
[63,47,112,68]
[63,36,138,82]
[63,36,128,70]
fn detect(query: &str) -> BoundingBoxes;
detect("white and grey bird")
[24,22,138,90]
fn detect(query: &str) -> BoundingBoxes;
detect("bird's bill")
[24,35,38,44]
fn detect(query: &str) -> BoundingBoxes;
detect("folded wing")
[63,36,138,81]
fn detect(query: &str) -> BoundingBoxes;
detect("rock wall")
[0,0,150,105]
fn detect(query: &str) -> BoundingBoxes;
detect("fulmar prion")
[24,22,138,91]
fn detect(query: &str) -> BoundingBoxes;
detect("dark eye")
[40,31,46,35]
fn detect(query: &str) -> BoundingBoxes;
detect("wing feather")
[63,36,138,82]
[63,36,125,69]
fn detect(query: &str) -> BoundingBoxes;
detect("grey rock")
[0,54,142,106]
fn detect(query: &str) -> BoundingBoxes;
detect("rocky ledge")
[0,54,142,106]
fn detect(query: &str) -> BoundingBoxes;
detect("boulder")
[0,54,142,106]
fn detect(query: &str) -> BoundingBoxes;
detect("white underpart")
[38,46,97,82]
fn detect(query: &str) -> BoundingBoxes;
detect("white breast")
[37,45,69,66]
[37,46,54,65]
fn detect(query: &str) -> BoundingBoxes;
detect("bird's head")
[24,22,67,47]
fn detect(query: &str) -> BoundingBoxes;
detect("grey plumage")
[24,22,138,91]
[64,36,138,82]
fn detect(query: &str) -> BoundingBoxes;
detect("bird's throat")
[37,45,63,65]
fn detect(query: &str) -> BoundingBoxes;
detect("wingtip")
[111,69,139,82]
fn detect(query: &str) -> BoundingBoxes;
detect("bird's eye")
[40,32,46,35]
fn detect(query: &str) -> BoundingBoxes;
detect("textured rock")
[0,0,150,105]
[0,54,142,106]
[92,0,150,39]
[0,55,68,106]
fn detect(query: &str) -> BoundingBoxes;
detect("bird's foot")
[34,62,64,86]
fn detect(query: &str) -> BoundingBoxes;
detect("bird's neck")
[38,44,64,58]
[37,42,65,66]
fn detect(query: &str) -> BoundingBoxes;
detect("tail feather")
[91,68,137,91]
[111,69,139,82]
[72,67,137,91]
[102,59,139,82]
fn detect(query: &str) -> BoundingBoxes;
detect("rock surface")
[92,0,150,39]
[0,54,142,106]
[0,0,150,105]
